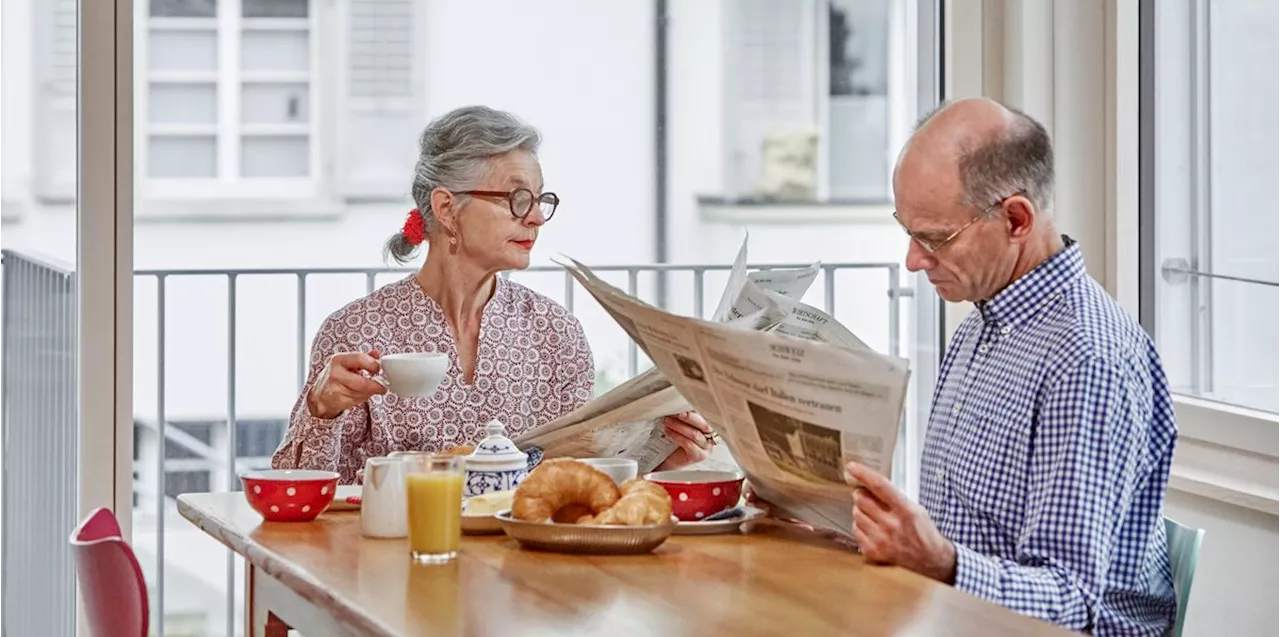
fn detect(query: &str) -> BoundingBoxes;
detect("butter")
[464,489,514,516]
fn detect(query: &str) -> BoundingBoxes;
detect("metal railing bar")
[0,251,8,626]
[627,269,639,377]
[887,266,901,358]
[155,274,167,637]
[693,269,705,319]
[133,262,899,277]
[297,274,307,392]
[823,265,836,315]
[1162,265,1279,288]
[563,270,575,314]
[225,274,238,637]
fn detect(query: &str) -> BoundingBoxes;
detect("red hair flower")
[402,208,426,245]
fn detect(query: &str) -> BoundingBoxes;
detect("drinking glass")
[403,453,465,563]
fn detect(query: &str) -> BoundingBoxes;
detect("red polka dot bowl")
[644,470,745,522]
[240,470,340,522]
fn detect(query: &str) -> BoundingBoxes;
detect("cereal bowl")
[644,470,745,522]
[240,469,340,522]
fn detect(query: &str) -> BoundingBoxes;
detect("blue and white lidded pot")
[462,420,529,499]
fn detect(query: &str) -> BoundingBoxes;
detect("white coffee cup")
[580,458,639,484]
[378,352,449,397]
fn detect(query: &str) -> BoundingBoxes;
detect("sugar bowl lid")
[466,420,527,466]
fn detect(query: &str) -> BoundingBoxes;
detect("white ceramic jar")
[463,420,529,498]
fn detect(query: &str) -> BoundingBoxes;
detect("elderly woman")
[272,106,713,483]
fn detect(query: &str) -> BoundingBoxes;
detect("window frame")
[1135,0,1277,513]
[133,0,324,203]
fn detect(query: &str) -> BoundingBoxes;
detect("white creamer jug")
[360,456,407,538]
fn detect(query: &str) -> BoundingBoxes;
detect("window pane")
[1205,0,1279,412]
[149,30,218,72]
[1151,0,1279,412]
[241,135,308,177]
[241,82,309,123]
[243,0,307,18]
[150,0,215,18]
[149,135,217,178]
[241,30,309,72]
[149,82,217,124]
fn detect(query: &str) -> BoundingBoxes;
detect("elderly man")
[843,98,1178,634]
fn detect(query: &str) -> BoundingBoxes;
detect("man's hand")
[846,461,957,583]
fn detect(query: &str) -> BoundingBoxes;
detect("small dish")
[462,513,505,535]
[326,485,363,511]
[672,506,766,535]
[495,511,676,555]
[240,469,340,522]
[461,489,514,535]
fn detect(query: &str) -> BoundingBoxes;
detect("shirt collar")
[977,235,1084,329]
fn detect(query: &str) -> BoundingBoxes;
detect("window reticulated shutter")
[35,0,77,201]
[723,0,819,200]
[339,0,421,200]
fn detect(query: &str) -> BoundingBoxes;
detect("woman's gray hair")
[384,106,542,264]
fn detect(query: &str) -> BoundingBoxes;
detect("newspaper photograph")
[553,245,911,539]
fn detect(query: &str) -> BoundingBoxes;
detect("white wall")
[420,0,655,269]
[1164,491,1278,637]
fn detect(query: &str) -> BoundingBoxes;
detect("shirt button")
[952,404,961,416]
[978,343,990,354]
[936,469,945,481]
[1000,325,1012,335]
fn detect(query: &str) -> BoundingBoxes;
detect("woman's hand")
[306,350,388,419]
[655,411,716,471]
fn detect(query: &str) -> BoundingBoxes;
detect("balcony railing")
[0,250,78,637]
[129,259,916,637]
[3,251,917,636]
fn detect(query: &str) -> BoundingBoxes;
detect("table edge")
[175,494,399,637]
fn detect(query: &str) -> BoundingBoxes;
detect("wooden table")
[177,493,1074,637]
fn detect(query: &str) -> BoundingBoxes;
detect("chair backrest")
[1164,516,1205,637]
[69,507,149,637]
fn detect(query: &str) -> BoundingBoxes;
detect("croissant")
[511,458,620,523]
[585,478,673,526]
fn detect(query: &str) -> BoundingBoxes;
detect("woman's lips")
[512,240,534,250]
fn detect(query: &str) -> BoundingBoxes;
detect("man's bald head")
[896,98,1055,216]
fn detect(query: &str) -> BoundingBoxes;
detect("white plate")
[672,506,765,535]
[462,513,504,535]
[326,485,363,511]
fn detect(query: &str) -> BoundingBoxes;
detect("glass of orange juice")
[403,453,465,564]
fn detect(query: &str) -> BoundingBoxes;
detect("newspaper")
[553,249,911,540]
[513,236,826,473]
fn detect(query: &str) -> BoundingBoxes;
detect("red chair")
[69,507,149,637]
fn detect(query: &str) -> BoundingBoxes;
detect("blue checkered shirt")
[919,238,1178,634]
